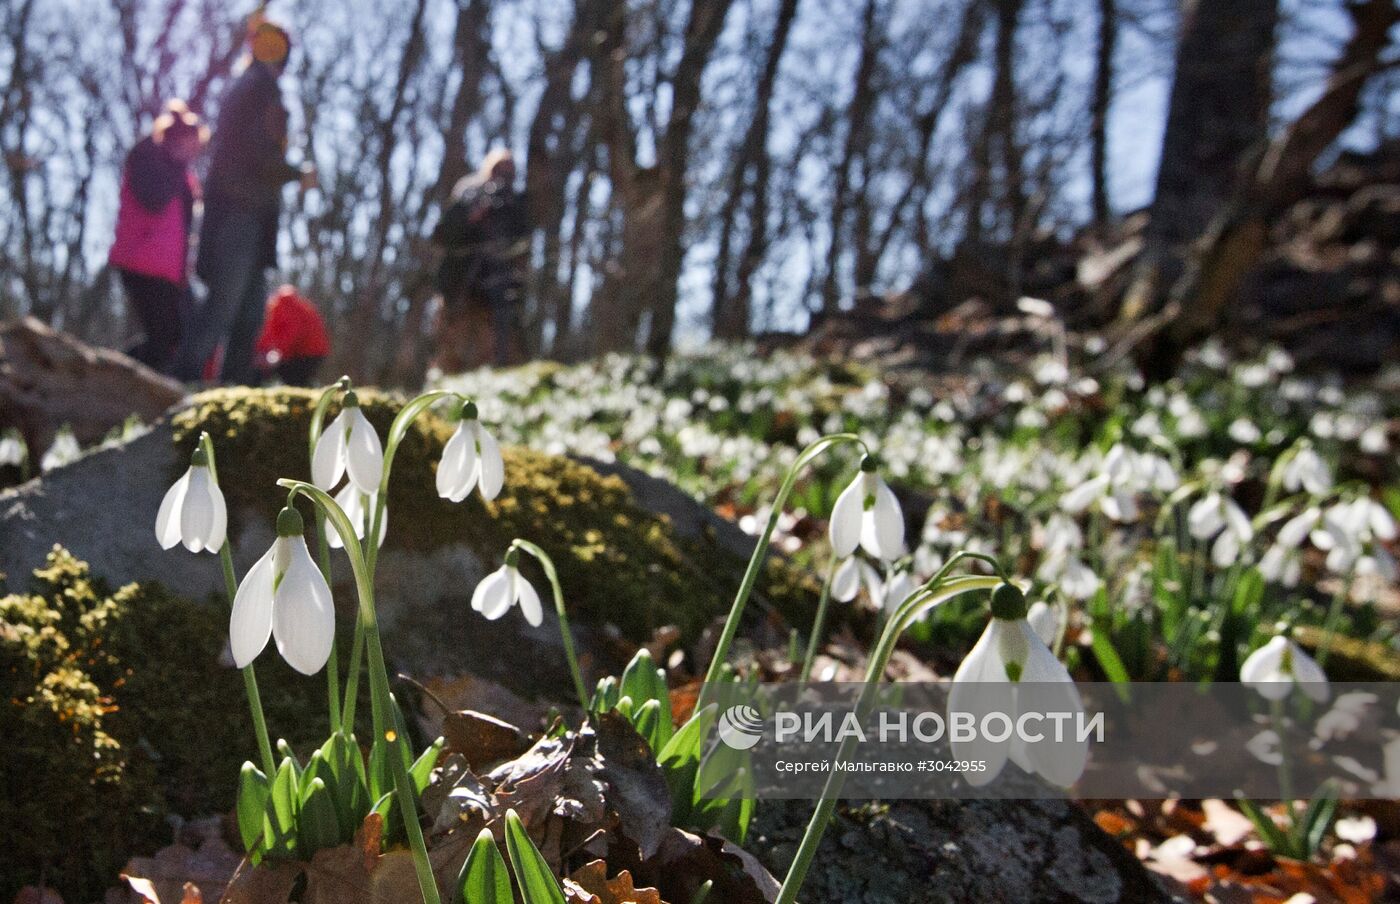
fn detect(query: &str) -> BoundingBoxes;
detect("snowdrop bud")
[1240,633,1329,703]
[155,445,228,553]
[829,455,905,561]
[437,398,505,503]
[229,506,336,675]
[949,583,1087,788]
[312,391,385,495]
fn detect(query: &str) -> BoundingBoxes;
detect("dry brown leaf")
[442,709,531,770]
[563,861,664,904]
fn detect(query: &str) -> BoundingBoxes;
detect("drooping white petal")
[1365,499,1397,541]
[514,573,543,627]
[1223,498,1253,543]
[312,411,349,490]
[1016,623,1088,787]
[271,537,336,675]
[829,475,865,558]
[1060,475,1107,514]
[206,473,228,552]
[1240,636,1291,699]
[1188,494,1224,540]
[155,468,192,550]
[473,566,514,619]
[436,422,476,501]
[863,478,905,561]
[180,466,216,553]
[1027,601,1058,646]
[229,545,278,668]
[1211,529,1242,568]
[949,621,1015,786]
[477,424,505,501]
[1287,640,1330,703]
[1277,508,1320,548]
[345,408,385,495]
[832,557,862,602]
[329,486,387,550]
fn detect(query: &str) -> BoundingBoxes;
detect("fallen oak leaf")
[563,860,665,904]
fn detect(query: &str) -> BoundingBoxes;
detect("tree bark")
[711,0,800,340]
[1146,0,1399,374]
[818,0,883,315]
[1090,0,1116,230]
[1118,0,1278,328]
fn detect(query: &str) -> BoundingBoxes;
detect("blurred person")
[254,284,329,386]
[107,100,207,373]
[429,148,529,372]
[171,16,317,385]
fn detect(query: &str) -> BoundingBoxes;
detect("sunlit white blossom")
[312,391,384,494]
[155,448,227,553]
[229,507,336,675]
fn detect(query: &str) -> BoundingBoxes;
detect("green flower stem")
[510,539,589,710]
[699,433,864,710]
[776,573,1002,904]
[310,381,349,734]
[199,432,276,778]
[334,390,453,733]
[1315,571,1354,672]
[280,479,440,904]
[799,555,839,683]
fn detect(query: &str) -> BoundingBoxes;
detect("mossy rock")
[0,387,818,698]
[170,386,817,643]
[0,547,327,903]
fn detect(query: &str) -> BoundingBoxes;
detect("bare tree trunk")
[1118,0,1278,328]
[711,0,800,340]
[644,0,736,357]
[1145,0,1399,374]
[1090,0,1116,230]
[818,0,882,316]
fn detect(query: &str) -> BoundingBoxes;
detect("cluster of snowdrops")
[142,339,1378,901]
[150,377,1094,903]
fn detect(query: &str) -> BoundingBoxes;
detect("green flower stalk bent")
[507,539,590,710]
[279,479,441,904]
[698,433,866,711]
[199,432,278,779]
[776,552,1007,904]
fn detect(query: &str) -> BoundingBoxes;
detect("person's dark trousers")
[171,205,268,385]
[275,355,324,387]
[485,279,526,365]
[117,268,187,373]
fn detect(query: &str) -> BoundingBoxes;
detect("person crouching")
[254,284,329,386]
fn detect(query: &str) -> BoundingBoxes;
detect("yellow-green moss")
[0,547,329,902]
[172,387,819,641]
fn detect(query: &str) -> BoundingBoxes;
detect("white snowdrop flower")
[0,431,25,467]
[1359,424,1389,455]
[1228,418,1262,445]
[41,428,80,472]
[1240,634,1328,703]
[328,483,386,550]
[229,507,336,675]
[471,550,543,627]
[155,446,228,554]
[1259,507,1321,587]
[1245,728,1284,766]
[312,391,384,495]
[829,455,905,561]
[1038,553,1100,601]
[1187,492,1254,567]
[949,584,1087,788]
[1281,445,1333,496]
[436,400,505,503]
[831,556,881,603]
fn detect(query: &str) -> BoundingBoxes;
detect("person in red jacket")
[107,100,207,373]
[254,285,330,386]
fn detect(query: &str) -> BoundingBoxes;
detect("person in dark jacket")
[107,100,207,372]
[171,18,316,385]
[429,148,529,372]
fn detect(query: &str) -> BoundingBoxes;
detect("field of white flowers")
[435,340,1400,686]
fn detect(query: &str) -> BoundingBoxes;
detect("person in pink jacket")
[107,100,207,372]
